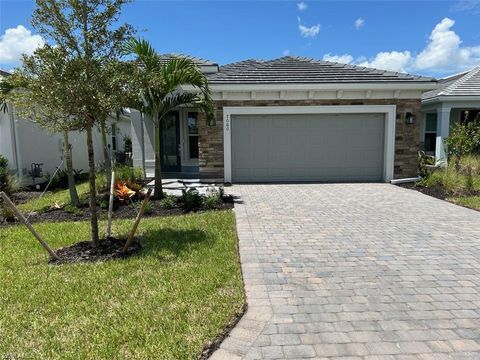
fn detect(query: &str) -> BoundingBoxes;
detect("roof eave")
[422,95,480,104]
[205,82,438,92]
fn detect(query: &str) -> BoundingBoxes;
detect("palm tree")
[125,38,213,199]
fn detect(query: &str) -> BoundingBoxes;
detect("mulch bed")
[198,302,247,360]
[399,183,480,200]
[0,195,235,226]
[398,183,449,200]
[49,237,141,265]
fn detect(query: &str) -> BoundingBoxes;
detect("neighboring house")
[131,56,436,183]
[421,66,480,162]
[0,71,131,185]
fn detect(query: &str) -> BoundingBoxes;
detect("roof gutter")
[202,82,438,92]
[422,95,480,103]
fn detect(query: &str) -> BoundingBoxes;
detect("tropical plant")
[115,181,136,202]
[125,38,214,199]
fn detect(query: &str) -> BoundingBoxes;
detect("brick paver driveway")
[211,184,480,360]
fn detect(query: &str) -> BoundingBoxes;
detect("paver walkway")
[211,183,480,360]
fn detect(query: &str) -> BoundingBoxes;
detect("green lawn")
[448,195,480,210]
[0,211,244,359]
[17,181,90,213]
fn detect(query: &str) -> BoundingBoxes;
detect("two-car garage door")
[231,113,385,182]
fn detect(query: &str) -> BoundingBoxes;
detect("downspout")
[9,104,22,178]
[140,111,146,178]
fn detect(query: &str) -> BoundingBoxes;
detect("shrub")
[181,188,202,212]
[95,172,107,192]
[0,155,9,194]
[445,121,480,170]
[203,193,222,209]
[115,181,136,203]
[64,204,83,216]
[159,194,177,209]
[0,204,15,222]
[45,168,86,190]
[114,165,143,184]
[143,202,153,215]
[417,151,435,177]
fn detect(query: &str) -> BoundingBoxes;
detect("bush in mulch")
[49,237,141,265]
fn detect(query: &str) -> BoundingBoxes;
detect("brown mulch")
[398,183,449,200]
[49,237,141,265]
[0,195,235,226]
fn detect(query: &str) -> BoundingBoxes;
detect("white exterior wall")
[0,107,131,183]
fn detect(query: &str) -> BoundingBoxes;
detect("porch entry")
[160,110,199,173]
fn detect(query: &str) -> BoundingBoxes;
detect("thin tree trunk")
[153,119,163,200]
[100,119,112,189]
[63,130,80,207]
[86,122,99,245]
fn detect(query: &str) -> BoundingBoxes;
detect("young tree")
[7,46,83,207]
[29,0,135,245]
[125,38,213,199]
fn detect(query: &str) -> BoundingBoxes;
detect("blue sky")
[0,0,479,78]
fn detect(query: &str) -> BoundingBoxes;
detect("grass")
[0,211,244,359]
[448,195,480,210]
[17,181,90,213]
[417,155,480,210]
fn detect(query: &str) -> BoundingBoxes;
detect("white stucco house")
[421,66,480,162]
[0,70,131,185]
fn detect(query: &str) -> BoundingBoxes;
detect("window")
[424,113,437,154]
[460,110,480,124]
[187,112,199,159]
[111,124,117,151]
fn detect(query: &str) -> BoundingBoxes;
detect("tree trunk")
[100,119,112,189]
[153,119,163,200]
[86,123,99,245]
[63,130,80,207]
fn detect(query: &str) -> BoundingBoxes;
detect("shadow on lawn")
[138,228,210,260]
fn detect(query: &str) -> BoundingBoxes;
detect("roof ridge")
[439,66,480,96]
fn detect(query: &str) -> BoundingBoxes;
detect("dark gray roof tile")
[208,56,435,84]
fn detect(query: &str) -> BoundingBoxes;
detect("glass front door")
[160,111,181,172]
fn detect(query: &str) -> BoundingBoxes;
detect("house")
[421,66,480,162]
[0,70,131,184]
[131,56,437,183]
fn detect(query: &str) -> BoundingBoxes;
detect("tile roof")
[207,56,435,84]
[158,54,218,67]
[422,66,480,100]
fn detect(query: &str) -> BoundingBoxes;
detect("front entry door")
[160,111,181,172]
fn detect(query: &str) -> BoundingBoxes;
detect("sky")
[0,0,479,78]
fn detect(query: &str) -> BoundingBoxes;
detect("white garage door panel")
[231,113,385,182]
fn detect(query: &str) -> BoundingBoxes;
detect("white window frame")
[423,112,437,155]
[180,109,200,166]
[223,105,396,183]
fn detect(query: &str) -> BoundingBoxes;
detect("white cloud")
[0,25,44,64]
[358,51,413,72]
[323,53,353,64]
[282,49,291,56]
[354,18,365,30]
[321,17,480,75]
[414,17,480,72]
[297,1,308,11]
[298,17,320,38]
